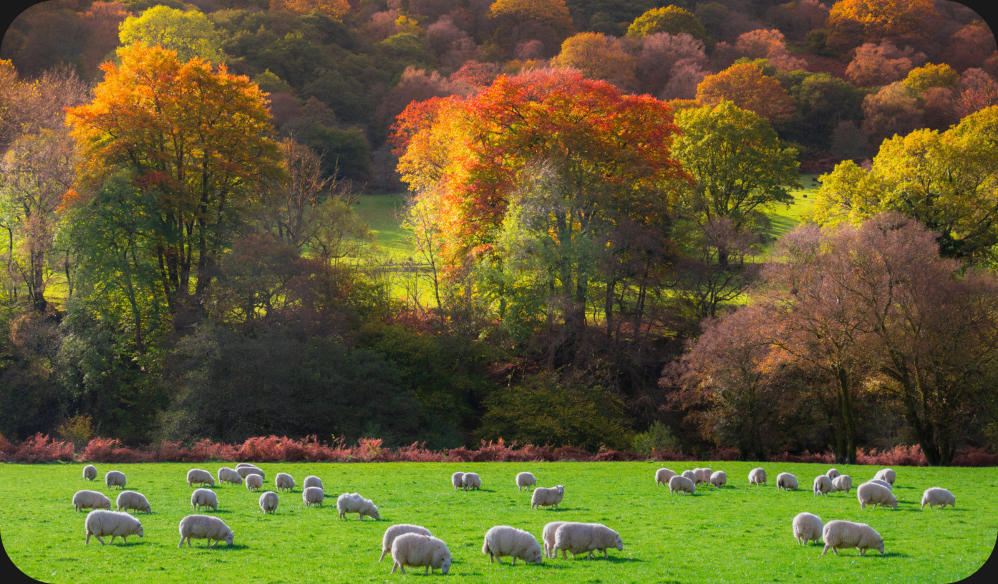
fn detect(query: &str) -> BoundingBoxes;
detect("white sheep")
[191,487,219,511]
[748,467,766,485]
[857,481,898,510]
[530,485,565,509]
[681,469,697,483]
[390,533,451,575]
[792,512,823,545]
[303,486,324,507]
[178,514,234,548]
[380,524,432,562]
[777,472,799,491]
[542,521,573,559]
[813,475,833,496]
[868,478,892,490]
[553,522,623,559]
[825,468,840,480]
[832,475,852,493]
[655,468,676,486]
[463,472,482,490]
[236,465,265,480]
[303,475,323,490]
[186,468,215,488]
[709,470,727,487]
[921,487,955,510]
[104,470,126,489]
[274,472,295,492]
[84,510,143,545]
[217,467,242,485]
[451,471,465,490]
[695,467,712,486]
[245,473,263,491]
[874,468,896,485]
[821,520,884,556]
[482,525,543,565]
[83,465,97,481]
[259,491,279,514]
[72,490,111,512]
[515,472,536,492]
[336,492,380,520]
[669,474,695,495]
[115,490,151,514]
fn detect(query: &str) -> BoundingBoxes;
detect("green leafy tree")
[118,5,224,63]
[626,5,708,42]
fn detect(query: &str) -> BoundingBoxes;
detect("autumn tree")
[845,41,926,87]
[626,5,708,42]
[730,29,807,71]
[550,32,637,89]
[488,0,575,56]
[118,5,224,63]
[695,62,795,125]
[635,32,706,96]
[825,0,938,51]
[269,0,350,20]
[902,62,959,93]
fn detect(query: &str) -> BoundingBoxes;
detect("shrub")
[856,444,927,466]
[81,437,152,462]
[55,414,95,449]
[11,433,75,463]
[632,421,679,457]
[951,446,998,467]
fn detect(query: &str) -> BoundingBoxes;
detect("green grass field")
[1,461,995,584]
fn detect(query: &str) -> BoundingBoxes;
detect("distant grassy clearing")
[1,461,994,583]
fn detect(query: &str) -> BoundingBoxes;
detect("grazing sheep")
[695,467,712,486]
[463,472,482,490]
[826,468,840,480]
[380,524,432,562]
[83,465,97,481]
[482,525,543,565]
[245,473,263,491]
[178,514,234,548]
[336,492,380,520]
[115,491,151,514]
[813,475,833,496]
[303,475,323,490]
[921,487,955,510]
[72,490,111,512]
[669,474,696,495]
[542,521,573,559]
[710,470,727,488]
[191,488,218,512]
[553,523,623,559]
[186,468,215,488]
[748,467,766,485]
[303,486,324,508]
[275,472,295,493]
[451,471,465,490]
[868,478,893,491]
[655,468,676,486]
[516,472,536,492]
[821,520,884,556]
[832,475,853,493]
[792,512,823,545]
[217,467,242,485]
[236,465,264,480]
[259,491,279,514]
[857,481,898,510]
[874,468,896,485]
[777,472,799,491]
[530,485,565,509]
[105,470,127,489]
[84,510,143,545]
[681,469,697,483]
[390,533,451,575]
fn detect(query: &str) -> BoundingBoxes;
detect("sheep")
[792,512,823,545]
[482,525,543,565]
[186,468,215,488]
[874,468,896,485]
[710,470,727,488]
[655,468,676,486]
[748,467,766,485]
[236,465,265,480]
[245,473,263,491]
[515,472,536,492]
[84,510,143,545]
[868,478,893,491]
[921,487,955,510]
[542,521,574,559]
[274,472,295,493]
[336,492,380,520]
[191,488,219,512]
[669,474,696,495]
[821,520,884,556]
[463,472,482,490]
[218,467,242,485]
[681,469,697,483]
[104,470,126,489]
[552,522,623,559]
[695,467,712,486]
[115,491,151,514]
[390,533,451,575]
[777,472,799,491]
[832,475,853,493]
[380,524,431,562]
[857,481,898,510]
[83,465,97,481]
[259,491,279,514]
[825,468,840,480]
[813,475,833,496]
[178,514,234,548]
[530,485,565,509]
[303,475,323,490]
[451,471,465,490]
[72,490,111,512]
[303,486,324,508]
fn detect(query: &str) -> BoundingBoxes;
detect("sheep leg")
[391,562,399,574]
[109,535,116,544]
[512,557,517,566]
[95,535,106,545]
[822,544,830,555]
[859,549,866,556]
[86,532,91,545]
[425,566,430,575]
[379,551,387,562]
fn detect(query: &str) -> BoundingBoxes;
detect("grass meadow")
[1,461,995,584]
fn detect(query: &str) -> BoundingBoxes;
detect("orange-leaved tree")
[696,62,795,125]
[66,42,283,327]
[825,0,937,51]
